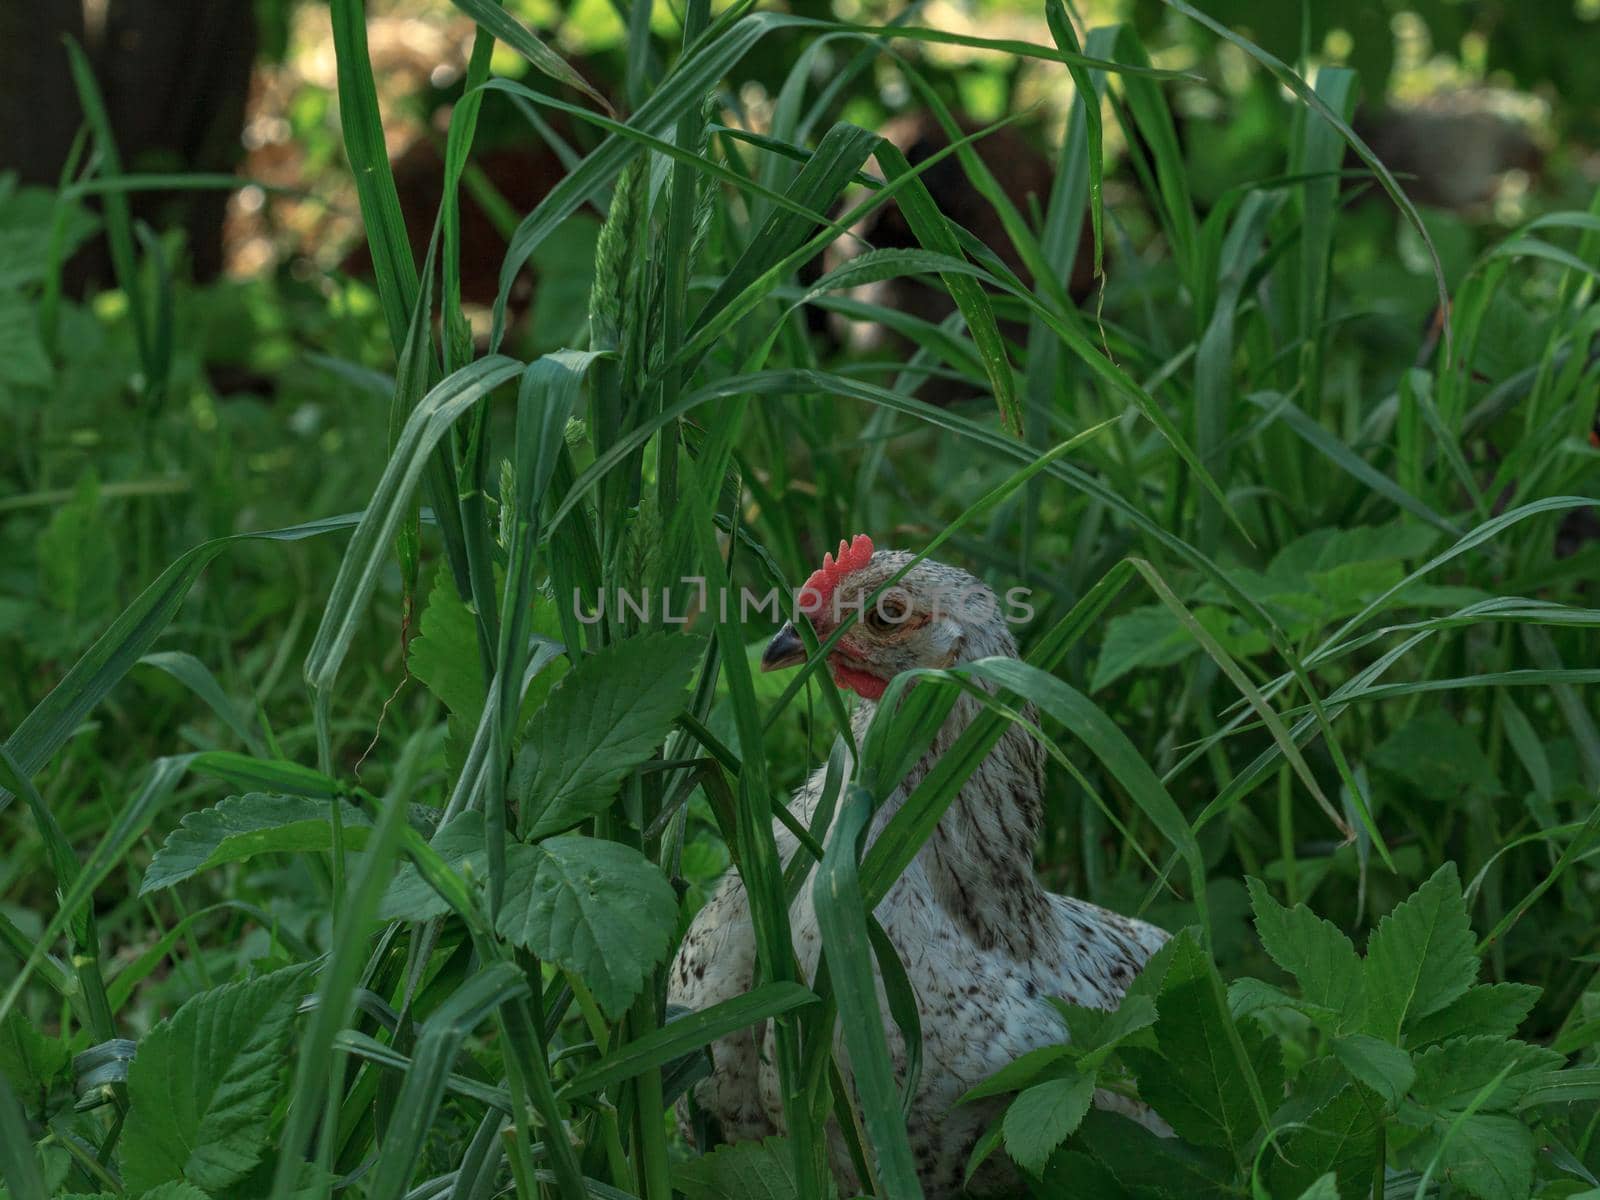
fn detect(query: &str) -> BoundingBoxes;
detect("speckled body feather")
[670,550,1167,1197]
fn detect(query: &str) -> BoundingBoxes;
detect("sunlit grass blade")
[329,0,420,347]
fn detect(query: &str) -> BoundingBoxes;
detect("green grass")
[2,2,1599,1198]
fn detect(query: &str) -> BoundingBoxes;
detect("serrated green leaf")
[1404,984,1540,1047]
[408,564,488,720]
[516,633,704,837]
[1409,1036,1565,1115]
[1002,1070,1096,1177]
[1075,1107,1236,1196]
[1434,1113,1536,1200]
[1264,1084,1380,1199]
[1364,863,1478,1042]
[1051,994,1159,1069]
[141,794,373,893]
[1331,1035,1414,1108]
[1121,934,1280,1166]
[136,1185,212,1200]
[0,1011,70,1112]
[673,1135,803,1200]
[1246,877,1365,1028]
[1032,1147,1132,1199]
[121,964,308,1192]
[494,834,676,1018]
[1228,977,1301,1020]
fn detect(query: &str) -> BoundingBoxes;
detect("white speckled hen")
[670,536,1167,1197]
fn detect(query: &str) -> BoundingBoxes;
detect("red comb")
[797,534,874,617]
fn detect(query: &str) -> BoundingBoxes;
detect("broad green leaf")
[1002,1070,1096,1177]
[1331,1035,1414,1108]
[1228,977,1302,1020]
[1433,1113,1536,1200]
[0,1012,69,1111]
[141,794,373,893]
[1074,1107,1236,1196]
[1293,1174,1340,1200]
[1408,1036,1564,1115]
[0,291,52,388]
[673,1136,801,1200]
[1245,877,1364,1027]
[516,633,704,837]
[136,1185,211,1200]
[0,1070,48,1200]
[379,811,489,922]
[1092,605,1214,692]
[1405,984,1540,1047]
[494,835,676,1018]
[1051,994,1159,1070]
[1370,713,1501,802]
[1121,934,1280,1166]
[1364,863,1478,1042]
[961,1044,1074,1103]
[1032,1148,1131,1199]
[1263,1084,1380,1199]
[408,564,490,720]
[121,964,308,1193]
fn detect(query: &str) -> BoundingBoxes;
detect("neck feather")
[862,626,1058,959]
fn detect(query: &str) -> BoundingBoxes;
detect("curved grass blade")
[303,358,522,748]
[139,651,267,756]
[0,514,361,815]
[450,0,615,114]
[559,983,817,1099]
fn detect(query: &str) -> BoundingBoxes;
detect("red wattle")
[831,661,888,700]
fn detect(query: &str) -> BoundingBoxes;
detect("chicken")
[670,535,1167,1197]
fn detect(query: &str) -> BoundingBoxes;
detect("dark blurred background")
[3,0,1595,319]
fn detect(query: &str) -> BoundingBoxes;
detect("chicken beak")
[761,622,807,672]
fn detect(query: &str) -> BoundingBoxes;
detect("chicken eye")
[865,592,909,631]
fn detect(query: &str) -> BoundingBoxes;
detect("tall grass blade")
[814,785,925,1198]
